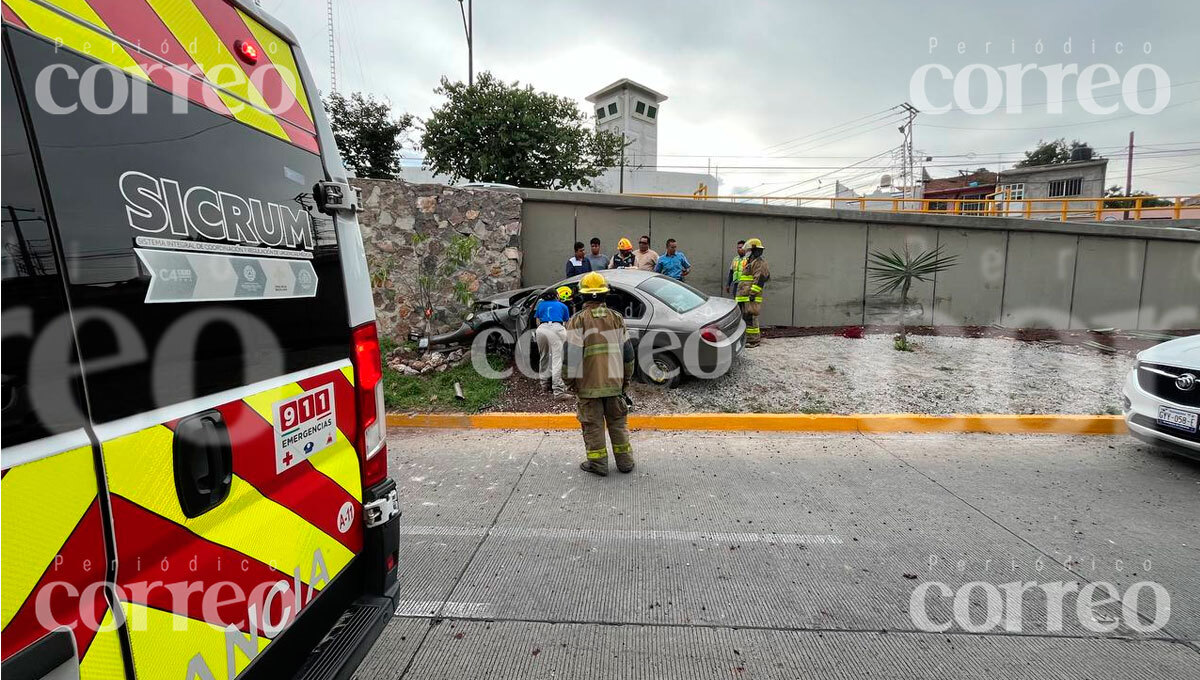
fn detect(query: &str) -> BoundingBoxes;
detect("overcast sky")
[265,0,1200,198]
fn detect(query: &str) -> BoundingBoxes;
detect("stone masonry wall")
[352,179,523,341]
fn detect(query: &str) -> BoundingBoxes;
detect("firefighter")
[736,237,770,347]
[562,271,636,476]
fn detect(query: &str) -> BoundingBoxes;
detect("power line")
[769,112,908,157]
[761,106,899,152]
[758,146,901,198]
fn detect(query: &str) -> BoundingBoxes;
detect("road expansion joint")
[394,434,546,680]
[388,611,1193,646]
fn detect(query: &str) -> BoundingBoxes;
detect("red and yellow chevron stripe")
[1,365,361,679]
[0,445,123,679]
[1,0,319,152]
[101,364,361,677]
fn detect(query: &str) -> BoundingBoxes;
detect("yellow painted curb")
[386,412,1128,435]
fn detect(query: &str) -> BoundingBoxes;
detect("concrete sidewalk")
[356,429,1200,679]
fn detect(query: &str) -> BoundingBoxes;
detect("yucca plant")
[867,244,958,351]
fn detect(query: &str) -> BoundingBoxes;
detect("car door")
[5,6,365,678]
[0,44,125,679]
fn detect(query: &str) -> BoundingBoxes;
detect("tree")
[1103,185,1172,209]
[323,92,414,179]
[867,245,958,351]
[419,72,624,189]
[1016,139,1097,168]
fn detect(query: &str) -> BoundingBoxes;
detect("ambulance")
[1,1,400,678]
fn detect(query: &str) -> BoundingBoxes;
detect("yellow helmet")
[556,285,573,302]
[578,271,609,295]
[744,237,764,249]
[617,237,633,251]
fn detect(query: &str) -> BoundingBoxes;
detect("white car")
[1123,333,1200,460]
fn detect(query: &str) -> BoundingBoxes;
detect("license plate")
[1158,405,1199,433]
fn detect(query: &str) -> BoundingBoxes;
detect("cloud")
[264,0,1200,196]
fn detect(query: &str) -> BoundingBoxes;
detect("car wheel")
[642,352,682,389]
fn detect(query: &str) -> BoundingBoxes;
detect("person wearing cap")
[735,237,770,347]
[609,238,636,269]
[534,286,573,399]
[562,272,636,476]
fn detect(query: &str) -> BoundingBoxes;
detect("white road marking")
[396,525,842,545]
[561,487,577,500]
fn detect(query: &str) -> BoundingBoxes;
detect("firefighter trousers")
[740,300,762,346]
[577,396,634,473]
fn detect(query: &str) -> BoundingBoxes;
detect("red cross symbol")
[282,450,294,467]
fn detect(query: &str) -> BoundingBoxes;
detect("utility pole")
[326,0,337,91]
[1124,130,1135,220]
[899,102,919,203]
[618,132,625,194]
[457,0,473,86]
[1125,130,1135,195]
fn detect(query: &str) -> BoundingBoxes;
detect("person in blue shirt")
[565,241,592,277]
[534,286,574,398]
[654,238,692,281]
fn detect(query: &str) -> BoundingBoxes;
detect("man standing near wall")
[655,238,692,281]
[725,240,746,296]
[566,241,593,277]
[634,235,658,271]
[587,237,609,271]
[736,238,770,347]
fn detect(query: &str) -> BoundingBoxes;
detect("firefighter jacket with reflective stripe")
[736,256,770,302]
[563,302,634,398]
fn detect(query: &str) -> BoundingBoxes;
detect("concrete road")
[355,429,1200,679]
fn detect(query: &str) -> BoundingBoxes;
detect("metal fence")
[630,193,1200,222]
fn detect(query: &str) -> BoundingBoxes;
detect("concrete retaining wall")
[519,190,1200,330]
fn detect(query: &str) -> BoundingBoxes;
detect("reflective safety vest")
[736,256,769,303]
[730,255,745,278]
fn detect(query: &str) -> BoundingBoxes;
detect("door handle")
[173,410,232,518]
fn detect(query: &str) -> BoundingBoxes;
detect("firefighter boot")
[578,398,609,476]
[605,396,635,473]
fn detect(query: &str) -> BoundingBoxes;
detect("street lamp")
[456,0,473,86]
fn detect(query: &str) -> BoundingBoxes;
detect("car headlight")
[465,313,475,322]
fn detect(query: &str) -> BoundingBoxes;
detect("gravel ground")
[626,334,1136,415]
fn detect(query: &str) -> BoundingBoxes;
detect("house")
[584,78,717,195]
[996,151,1109,219]
[922,169,998,214]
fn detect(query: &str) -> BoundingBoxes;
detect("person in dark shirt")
[609,237,636,269]
[565,241,593,277]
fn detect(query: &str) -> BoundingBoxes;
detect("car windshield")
[637,276,707,314]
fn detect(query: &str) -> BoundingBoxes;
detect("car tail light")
[351,322,388,487]
[700,325,721,343]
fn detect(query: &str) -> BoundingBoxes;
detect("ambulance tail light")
[351,322,388,487]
